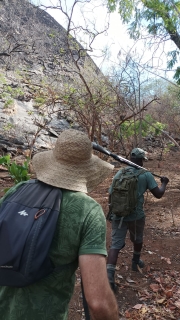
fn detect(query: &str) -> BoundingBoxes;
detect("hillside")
[0,0,101,155]
[0,0,98,72]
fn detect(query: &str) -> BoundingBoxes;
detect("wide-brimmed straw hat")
[32,129,114,193]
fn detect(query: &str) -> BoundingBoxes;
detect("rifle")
[92,142,163,179]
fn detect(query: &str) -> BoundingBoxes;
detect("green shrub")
[3,123,14,131]
[34,97,46,105]
[0,155,30,185]
[4,98,14,108]
[119,115,166,140]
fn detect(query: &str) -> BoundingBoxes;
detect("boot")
[107,264,117,293]
[132,259,145,271]
[109,282,117,294]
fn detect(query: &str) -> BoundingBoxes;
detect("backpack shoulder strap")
[3,179,62,211]
[135,168,146,177]
[26,179,37,184]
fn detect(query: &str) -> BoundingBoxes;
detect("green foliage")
[6,85,13,93]
[59,48,65,54]
[48,29,57,39]
[119,0,134,23]
[107,0,180,36]
[0,92,14,108]
[49,33,56,38]
[0,85,24,108]
[107,0,118,11]
[4,98,14,108]
[34,97,46,106]
[0,155,30,185]
[153,121,166,135]
[107,0,180,82]
[12,87,24,98]
[119,115,166,139]
[173,66,180,84]
[167,50,179,69]
[35,97,45,103]
[0,73,7,84]
[27,110,34,115]
[3,123,14,131]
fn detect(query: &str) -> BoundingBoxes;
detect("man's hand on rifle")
[160,176,169,184]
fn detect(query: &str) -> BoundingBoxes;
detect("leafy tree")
[106,0,180,83]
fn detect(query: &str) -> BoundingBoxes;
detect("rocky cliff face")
[0,0,99,73]
[1,0,72,70]
[0,0,99,157]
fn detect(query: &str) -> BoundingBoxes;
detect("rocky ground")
[0,147,180,320]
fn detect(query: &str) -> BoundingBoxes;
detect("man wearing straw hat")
[0,129,119,320]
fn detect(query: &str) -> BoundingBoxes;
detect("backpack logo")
[18,210,28,216]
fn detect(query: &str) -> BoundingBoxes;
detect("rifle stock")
[92,142,162,179]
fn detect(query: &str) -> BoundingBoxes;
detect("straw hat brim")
[32,150,114,193]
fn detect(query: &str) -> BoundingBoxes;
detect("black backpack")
[0,179,64,287]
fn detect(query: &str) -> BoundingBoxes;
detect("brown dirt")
[1,149,180,319]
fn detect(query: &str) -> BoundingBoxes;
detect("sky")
[31,0,141,66]
[31,0,177,79]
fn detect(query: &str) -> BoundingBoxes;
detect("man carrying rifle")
[107,147,169,293]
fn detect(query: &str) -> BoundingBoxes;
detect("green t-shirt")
[109,166,158,221]
[0,182,107,320]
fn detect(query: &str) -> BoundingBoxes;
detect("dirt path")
[68,149,180,320]
[0,149,180,319]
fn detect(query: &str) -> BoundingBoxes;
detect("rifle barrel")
[92,142,162,179]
